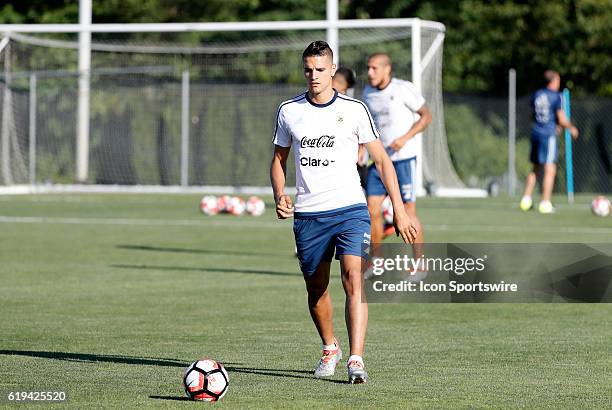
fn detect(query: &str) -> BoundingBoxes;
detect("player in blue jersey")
[270,41,417,384]
[520,70,579,213]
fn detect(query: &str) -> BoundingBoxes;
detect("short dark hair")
[334,66,356,88]
[302,40,333,61]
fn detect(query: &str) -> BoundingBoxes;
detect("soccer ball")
[217,195,232,213]
[183,359,229,402]
[199,195,219,216]
[246,196,266,216]
[591,196,611,217]
[226,196,246,216]
[382,196,394,224]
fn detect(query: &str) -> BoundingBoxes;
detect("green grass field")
[1,193,611,408]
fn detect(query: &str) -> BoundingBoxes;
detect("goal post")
[0,17,475,196]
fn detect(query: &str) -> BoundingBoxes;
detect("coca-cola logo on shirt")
[300,135,335,148]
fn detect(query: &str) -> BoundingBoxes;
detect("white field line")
[0,215,284,229]
[0,195,596,212]
[0,215,611,235]
[427,224,612,235]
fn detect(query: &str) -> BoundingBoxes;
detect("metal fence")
[444,92,611,194]
[1,69,611,194]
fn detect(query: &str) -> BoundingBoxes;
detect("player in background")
[362,53,431,263]
[332,67,368,189]
[520,70,579,214]
[271,41,417,384]
[332,66,356,96]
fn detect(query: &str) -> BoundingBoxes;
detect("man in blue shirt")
[520,70,579,213]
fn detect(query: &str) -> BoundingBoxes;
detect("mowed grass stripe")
[1,214,611,236]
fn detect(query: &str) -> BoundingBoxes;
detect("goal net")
[0,21,466,194]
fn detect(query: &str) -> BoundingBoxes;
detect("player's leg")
[305,260,343,377]
[294,218,342,377]
[521,136,541,211]
[366,164,387,249]
[541,163,557,202]
[335,208,371,383]
[339,254,369,384]
[520,165,538,211]
[367,195,386,248]
[304,260,334,346]
[539,163,557,212]
[339,254,367,357]
[538,135,557,213]
[522,166,538,200]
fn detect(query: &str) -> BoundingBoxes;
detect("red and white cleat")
[347,358,368,384]
[313,339,342,377]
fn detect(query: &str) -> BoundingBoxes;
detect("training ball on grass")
[382,196,394,225]
[183,359,229,402]
[246,196,266,216]
[226,196,246,216]
[591,196,611,217]
[217,195,232,213]
[199,195,219,216]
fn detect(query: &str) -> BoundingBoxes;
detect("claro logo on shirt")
[300,135,336,148]
[300,157,335,166]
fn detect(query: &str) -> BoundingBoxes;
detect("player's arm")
[389,104,432,151]
[270,144,294,219]
[365,139,418,244]
[556,109,579,139]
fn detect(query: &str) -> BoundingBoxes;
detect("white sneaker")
[347,358,368,384]
[538,201,556,214]
[313,339,342,377]
[519,196,533,211]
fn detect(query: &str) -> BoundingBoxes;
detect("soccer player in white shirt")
[270,41,417,384]
[362,52,432,262]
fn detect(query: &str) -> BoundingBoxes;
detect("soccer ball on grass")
[591,196,611,217]
[183,358,229,402]
[199,196,219,216]
[226,196,246,216]
[217,195,232,213]
[246,196,266,216]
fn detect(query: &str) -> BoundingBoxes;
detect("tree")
[1,0,610,95]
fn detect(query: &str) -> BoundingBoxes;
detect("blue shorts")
[293,205,371,277]
[366,157,416,203]
[530,132,557,164]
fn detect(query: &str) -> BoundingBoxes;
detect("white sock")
[347,355,364,366]
[322,341,337,350]
[522,195,531,201]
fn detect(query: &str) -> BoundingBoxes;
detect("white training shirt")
[362,78,425,161]
[273,91,379,213]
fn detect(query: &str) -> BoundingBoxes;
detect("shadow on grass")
[149,395,192,401]
[0,350,186,367]
[0,350,347,385]
[117,244,291,259]
[110,264,298,277]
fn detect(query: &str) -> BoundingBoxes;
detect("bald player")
[362,52,432,263]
